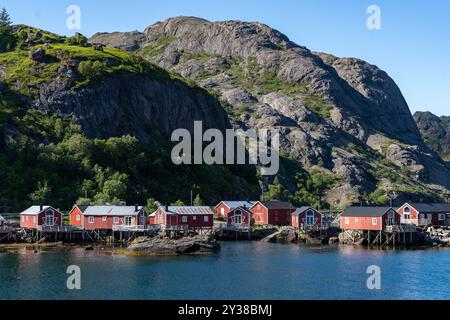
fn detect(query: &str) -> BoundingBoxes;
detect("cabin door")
[45,211,54,226]
[387,211,395,226]
[306,211,314,226]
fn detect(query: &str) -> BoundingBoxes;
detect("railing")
[37,225,73,232]
[221,223,251,231]
[385,224,417,233]
[418,219,432,226]
[112,225,161,232]
[163,225,189,231]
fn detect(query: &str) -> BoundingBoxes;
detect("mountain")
[414,111,450,160]
[0,26,258,211]
[90,16,450,207]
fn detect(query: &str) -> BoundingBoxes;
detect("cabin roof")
[294,207,318,215]
[82,206,143,216]
[342,207,393,217]
[165,206,213,216]
[218,201,256,209]
[404,203,450,213]
[257,201,295,210]
[19,206,53,215]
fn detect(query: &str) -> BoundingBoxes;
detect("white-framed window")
[125,216,132,226]
[76,215,80,221]
[88,216,94,224]
[182,216,188,223]
[344,217,350,225]
[439,214,446,221]
[33,216,36,224]
[26,216,29,221]
[204,216,209,222]
[355,217,359,223]
[372,218,378,226]
[22,216,25,223]
[193,216,197,221]
[403,207,410,220]
[113,217,119,224]
[102,216,107,222]
[220,208,225,215]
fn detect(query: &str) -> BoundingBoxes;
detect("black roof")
[76,205,89,213]
[342,207,393,217]
[406,203,450,213]
[259,201,295,209]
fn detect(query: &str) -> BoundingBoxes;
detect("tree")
[29,181,51,204]
[0,8,15,52]
[0,8,12,27]
[193,194,204,206]
[171,200,186,206]
[146,197,158,212]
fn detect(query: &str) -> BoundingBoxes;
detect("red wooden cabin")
[20,206,63,230]
[214,201,256,220]
[397,203,450,226]
[69,205,147,230]
[154,206,214,229]
[226,206,253,227]
[249,201,295,226]
[291,207,323,229]
[341,207,400,231]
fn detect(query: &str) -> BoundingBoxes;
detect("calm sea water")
[0,242,449,300]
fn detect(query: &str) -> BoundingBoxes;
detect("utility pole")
[190,190,193,206]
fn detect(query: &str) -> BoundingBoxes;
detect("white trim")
[88,216,94,224]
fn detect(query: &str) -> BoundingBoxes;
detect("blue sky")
[2,0,449,116]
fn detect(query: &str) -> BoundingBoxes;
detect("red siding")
[20,208,63,230]
[341,209,401,231]
[227,208,253,225]
[250,203,269,225]
[215,203,231,220]
[397,204,446,226]
[292,208,322,228]
[250,203,293,226]
[157,208,213,228]
[69,207,83,226]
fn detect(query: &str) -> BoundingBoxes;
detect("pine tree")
[0,8,12,27]
[0,8,14,52]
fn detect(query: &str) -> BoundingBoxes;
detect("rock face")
[35,71,230,143]
[125,235,220,255]
[414,111,450,160]
[88,17,450,207]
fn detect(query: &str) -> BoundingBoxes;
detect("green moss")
[138,35,176,58]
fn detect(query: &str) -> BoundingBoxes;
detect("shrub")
[78,60,106,80]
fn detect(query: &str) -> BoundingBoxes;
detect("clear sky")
[2,0,449,116]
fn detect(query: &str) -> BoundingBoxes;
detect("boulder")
[328,237,339,245]
[261,227,297,243]
[29,47,46,61]
[125,235,220,255]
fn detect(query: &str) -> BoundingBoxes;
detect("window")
[404,207,411,220]
[182,216,188,223]
[76,215,80,221]
[355,217,359,223]
[344,217,350,225]
[372,218,378,226]
[125,217,132,226]
[33,216,36,224]
[439,214,446,221]
[22,216,25,223]
[204,216,209,222]
[102,216,107,222]
[88,216,94,224]
[113,217,119,224]
[26,216,29,221]
[193,216,197,221]
[220,208,225,215]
